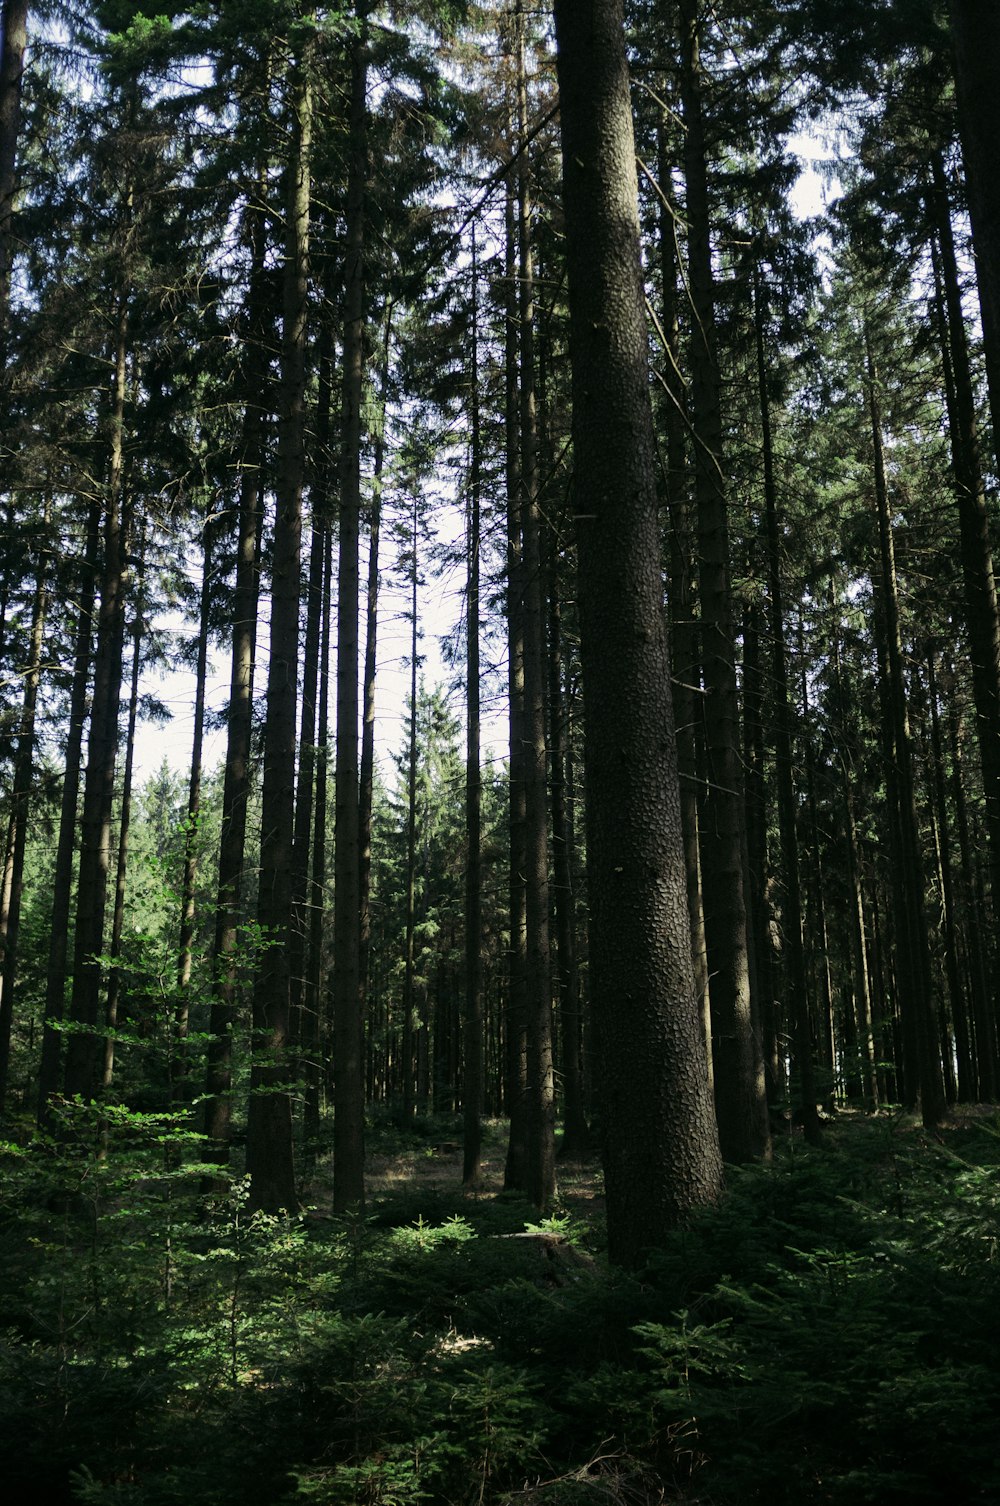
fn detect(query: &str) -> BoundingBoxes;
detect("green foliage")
[2,1119,1000,1504]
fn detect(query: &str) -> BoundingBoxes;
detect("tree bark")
[552,0,723,1267]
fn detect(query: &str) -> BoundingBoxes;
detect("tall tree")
[246,26,313,1213]
[552,0,723,1268]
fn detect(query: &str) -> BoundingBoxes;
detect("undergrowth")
[2,1107,999,1504]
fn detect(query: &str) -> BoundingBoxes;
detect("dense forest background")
[3,1,1000,1502]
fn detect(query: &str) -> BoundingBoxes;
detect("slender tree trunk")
[103,533,143,1094]
[0,530,46,1111]
[948,686,997,1097]
[359,310,392,1041]
[246,47,312,1214]
[203,198,269,1160]
[552,0,723,1267]
[949,0,1000,469]
[463,228,484,1186]
[0,0,28,371]
[63,296,130,1102]
[37,500,100,1124]
[401,500,420,1123]
[866,332,947,1127]
[514,0,555,1210]
[742,583,781,1105]
[175,515,211,1097]
[503,162,529,1192]
[301,311,336,1150]
[755,269,820,1141]
[679,0,768,1162]
[332,7,369,1213]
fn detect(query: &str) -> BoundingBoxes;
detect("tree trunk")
[756,268,820,1141]
[203,196,268,1161]
[175,514,211,1098]
[463,227,484,1186]
[332,7,369,1213]
[552,0,723,1267]
[679,0,769,1163]
[503,161,529,1192]
[514,0,555,1211]
[0,0,28,369]
[866,332,947,1127]
[103,528,143,1095]
[0,527,46,1111]
[63,296,130,1102]
[949,0,1000,470]
[246,47,312,1214]
[37,500,100,1124]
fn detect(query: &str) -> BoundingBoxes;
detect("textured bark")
[680,0,768,1162]
[332,10,368,1213]
[949,0,1000,470]
[552,0,723,1267]
[657,116,711,1076]
[246,50,312,1214]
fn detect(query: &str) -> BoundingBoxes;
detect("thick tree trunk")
[930,158,1000,951]
[246,50,312,1214]
[332,9,368,1213]
[552,0,723,1267]
[657,110,712,1077]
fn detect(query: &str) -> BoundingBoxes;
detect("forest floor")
[4,1104,1000,1506]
